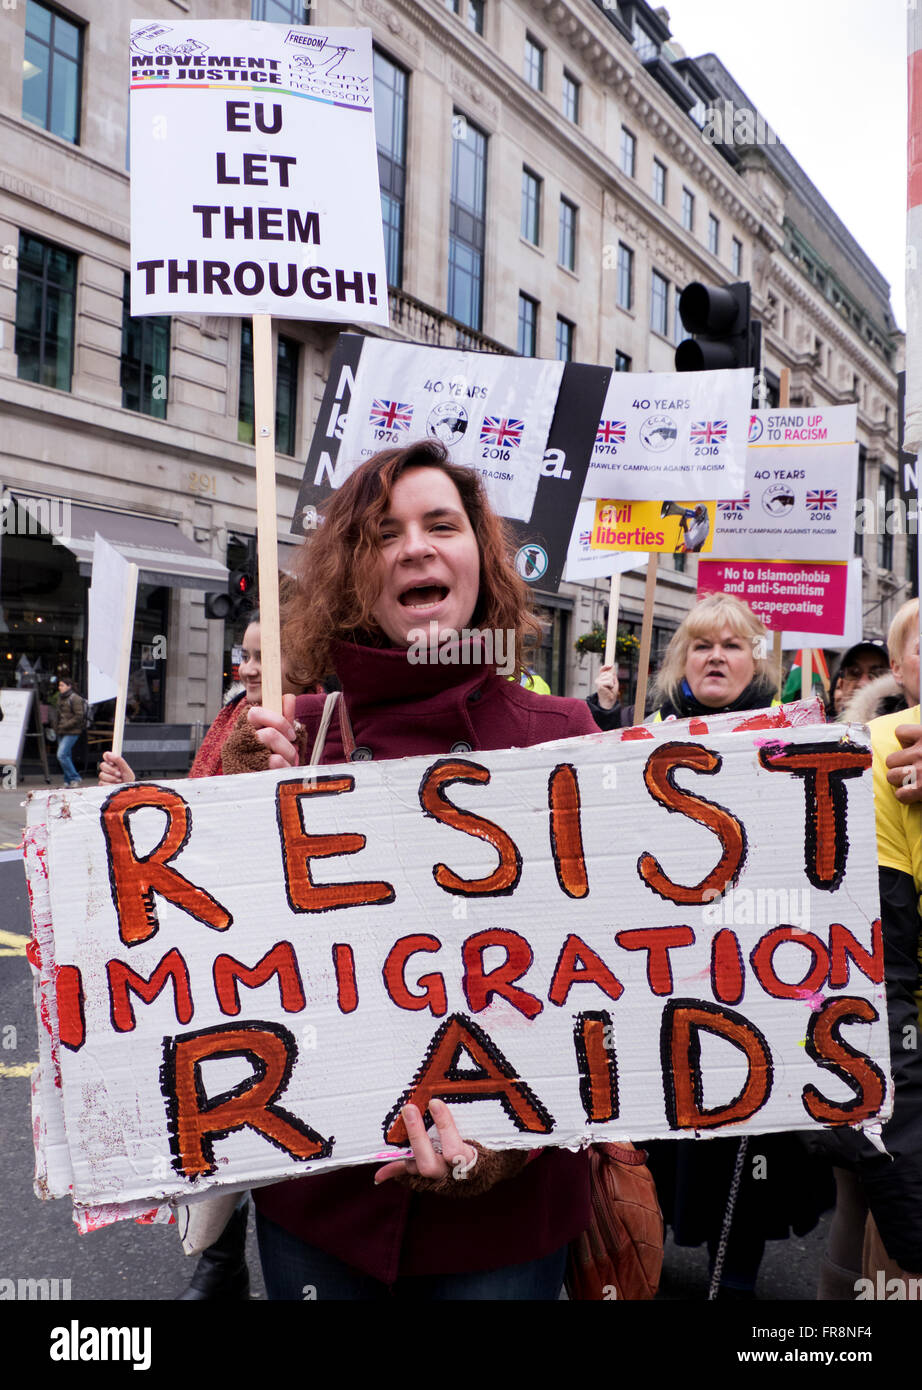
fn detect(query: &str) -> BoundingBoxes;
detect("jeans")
[56,733,81,784]
[255,1211,568,1301]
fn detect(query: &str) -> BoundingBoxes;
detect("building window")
[467,0,485,34]
[251,0,310,18]
[855,446,866,558]
[448,114,487,330]
[445,0,460,11]
[562,70,580,124]
[373,48,407,289]
[521,167,542,245]
[652,158,667,206]
[558,197,577,271]
[879,469,895,571]
[22,1,82,145]
[615,350,631,372]
[908,528,917,589]
[632,17,659,61]
[681,187,695,232]
[708,213,720,256]
[617,243,634,311]
[518,293,538,356]
[120,273,170,419]
[14,231,77,391]
[555,316,574,362]
[651,269,669,337]
[731,237,743,276]
[531,601,570,695]
[238,322,300,456]
[620,126,636,178]
[524,34,545,91]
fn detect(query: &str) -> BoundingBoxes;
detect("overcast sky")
[659,0,906,328]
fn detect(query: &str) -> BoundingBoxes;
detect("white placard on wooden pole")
[603,574,622,668]
[252,314,282,718]
[633,553,659,721]
[111,563,139,760]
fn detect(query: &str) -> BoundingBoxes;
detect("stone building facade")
[0,0,903,733]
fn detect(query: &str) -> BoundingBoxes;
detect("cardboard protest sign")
[293,333,609,590]
[782,558,863,650]
[27,710,887,1225]
[698,559,848,635]
[591,499,716,554]
[129,20,387,324]
[87,535,137,706]
[336,339,565,521]
[711,407,858,562]
[581,369,752,500]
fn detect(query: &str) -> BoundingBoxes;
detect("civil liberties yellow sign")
[591,499,717,554]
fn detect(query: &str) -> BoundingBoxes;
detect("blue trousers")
[56,733,81,784]
[255,1211,568,1301]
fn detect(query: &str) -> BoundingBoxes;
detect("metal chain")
[707,1136,749,1301]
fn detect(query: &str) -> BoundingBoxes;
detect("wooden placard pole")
[800,646,813,702]
[111,562,139,760]
[252,314,283,717]
[633,553,659,722]
[603,573,622,668]
[773,630,784,702]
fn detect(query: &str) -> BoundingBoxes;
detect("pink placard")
[697,560,848,635]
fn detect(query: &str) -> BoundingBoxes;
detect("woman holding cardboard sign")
[245,439,597,1300]
[639,593,833,1299]
[588,592,775,730]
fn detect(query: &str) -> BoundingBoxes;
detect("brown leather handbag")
[565,1142,664,1300]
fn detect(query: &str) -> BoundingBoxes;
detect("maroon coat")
[253,640,597,1283]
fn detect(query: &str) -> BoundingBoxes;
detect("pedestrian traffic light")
[204,569,255,621]
[674,281,760,372]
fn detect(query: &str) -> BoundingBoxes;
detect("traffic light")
[204,568,255,621]
[674,281,760,372]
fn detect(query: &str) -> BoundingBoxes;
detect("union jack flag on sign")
[480,417,525,448]
[690,420,728,445]
[806,490,838,510]
[718,494,750,511]
[579,531,592,547]
[596,420,627,446]
[369,399,414,431]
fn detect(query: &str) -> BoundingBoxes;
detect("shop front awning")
[12,496,228,592]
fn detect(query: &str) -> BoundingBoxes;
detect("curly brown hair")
[282,440,544,686]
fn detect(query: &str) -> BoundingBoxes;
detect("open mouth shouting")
[399,583,450,613]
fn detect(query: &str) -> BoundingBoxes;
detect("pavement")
[0,771,97,855]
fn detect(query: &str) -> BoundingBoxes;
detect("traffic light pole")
[253,314,283,718]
